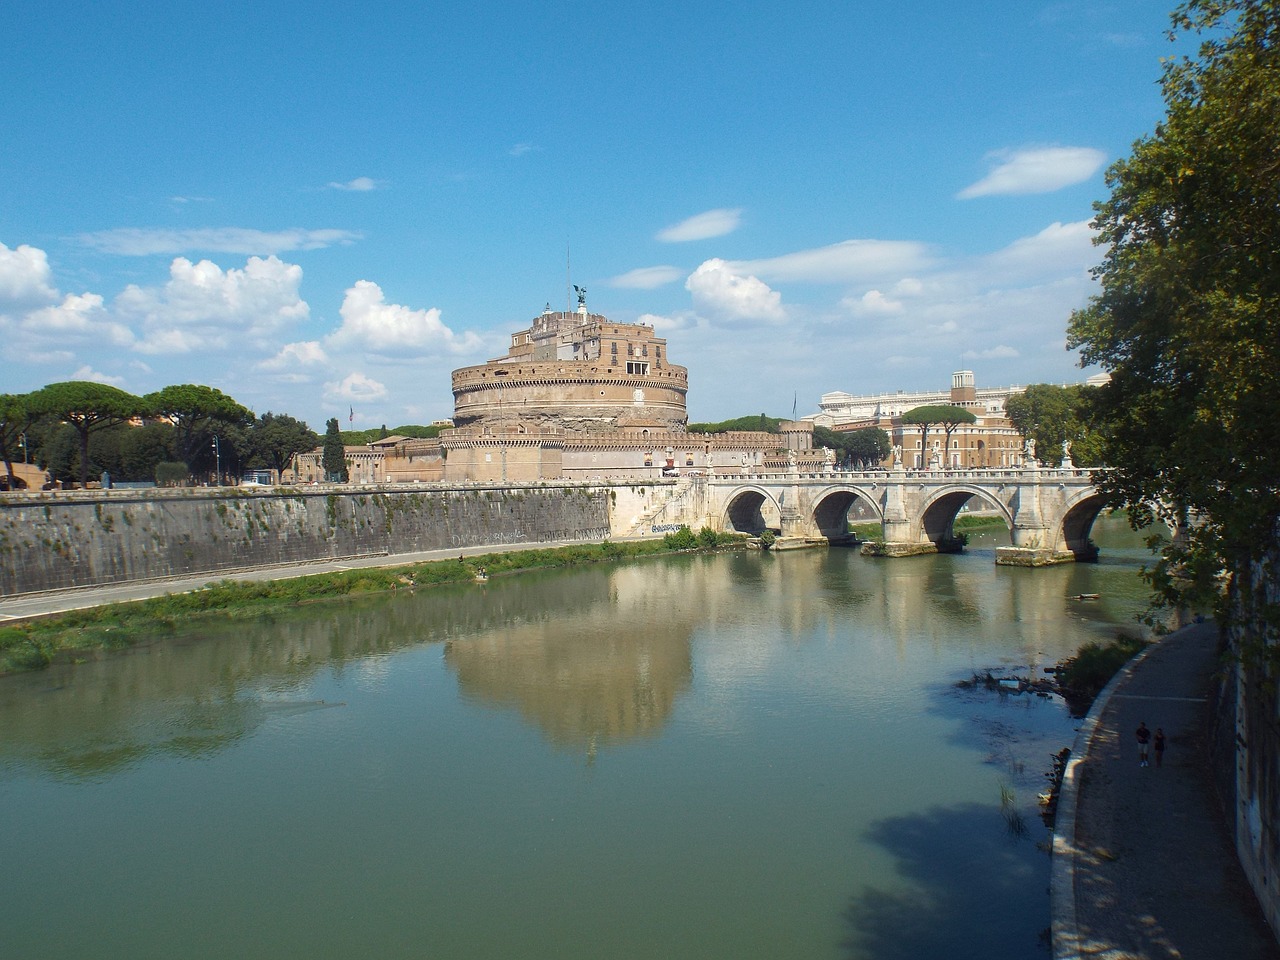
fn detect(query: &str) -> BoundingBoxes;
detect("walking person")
[1136,721,1152,767]
[1154,727,1166,768]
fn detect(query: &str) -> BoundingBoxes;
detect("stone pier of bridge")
[642,463,1111,566]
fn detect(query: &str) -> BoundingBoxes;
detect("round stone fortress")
[451,304,689,434]
[291,293,815,485]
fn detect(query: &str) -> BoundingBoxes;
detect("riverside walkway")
[1052,621,1279,959]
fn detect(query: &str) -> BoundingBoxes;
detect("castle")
[289,294,816,484]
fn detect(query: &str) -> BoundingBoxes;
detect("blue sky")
[2,1,1182,431]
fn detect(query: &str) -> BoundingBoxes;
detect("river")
[0,516,1156,959]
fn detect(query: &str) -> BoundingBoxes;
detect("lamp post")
[212,436,222,486]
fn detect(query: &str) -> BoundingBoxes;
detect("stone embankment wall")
[0,483,632,596]
[1228,524,1280,937]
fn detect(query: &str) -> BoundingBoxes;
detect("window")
[627,361,649,375]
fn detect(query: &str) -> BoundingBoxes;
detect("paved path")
[1052,621,1280,959]
[0,540,578,622]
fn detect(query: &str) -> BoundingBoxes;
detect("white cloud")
[77,227,362,256]
[116,255,310,354]
[508,142,538,157]
[327,280,484,355]
[844,289,905,317]
[23,293,135,346]
[25,350,74,364]
[983,220,1098,278]
[0,242,59,307]
[637,310,697,333]
[325,372,388,403]
[0,243,137,355]
[685,259,786,324]
[963,345,1020,360]
[727,239,931,283]
[656,208,743,243]
[327,177,380,191]
[257,340,330,371]
[957,146,1107,199]
[608,265,686,289]
[68,365,126,385]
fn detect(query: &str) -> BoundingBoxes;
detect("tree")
[938,407,977,466]
[1005,384,1102,466]
[1066,0,1280,621]
[26,381,144,488]
[391,424,445,440]
[811,426,850,466]
[812,425,892,469]
[322,418,348,482]
[902,405,973,469]
[116,422,177,481]
[0,393,34,489]
[249,412,319,476]
[144,384,254,472]
[687,414,783,434]
[845,427,892,469]
[38,424,80,484]
[85,422,174,483]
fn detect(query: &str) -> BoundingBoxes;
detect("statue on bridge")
[1061,440,1074,469]
[1023,436,1037,466]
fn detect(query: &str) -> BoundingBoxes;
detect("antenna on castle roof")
[566,243,571,314]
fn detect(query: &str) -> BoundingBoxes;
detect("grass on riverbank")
[0,532,745,676]
[849,513,1007,541]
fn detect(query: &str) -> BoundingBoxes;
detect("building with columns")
[809,370,1108,469]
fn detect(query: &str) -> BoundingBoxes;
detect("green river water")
[0,516,1157,959]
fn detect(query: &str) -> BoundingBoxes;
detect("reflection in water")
[445,565,695,751]
[844,804,1051,960]
[0,517,1158,960]
[0,518,1156,781]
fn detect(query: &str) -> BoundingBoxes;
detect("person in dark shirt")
[1153,727,1166,768]
[1136,721,1152,767]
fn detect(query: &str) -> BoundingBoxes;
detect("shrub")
[1056,634,1149,715]
[663,526,698,550]
[155,462,189,486]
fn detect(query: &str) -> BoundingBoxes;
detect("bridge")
[639,465,1111,566]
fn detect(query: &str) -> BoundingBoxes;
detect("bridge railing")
[705,467,1103,484]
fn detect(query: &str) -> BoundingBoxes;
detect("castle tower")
[450,305,689,435]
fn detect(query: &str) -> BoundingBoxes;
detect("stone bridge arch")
[722,486,781,534]
[810,485,884,540]
[918,484,1015,548]
[1060,489,1113,560]
[692,468,1106,564]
